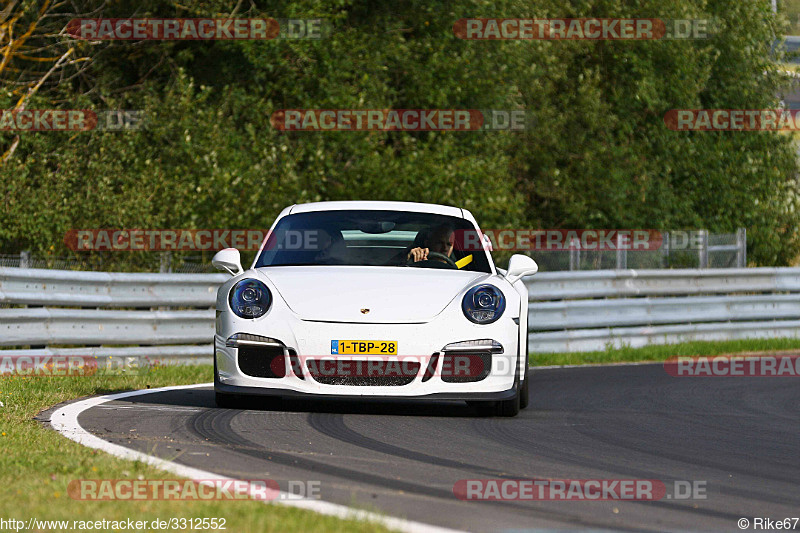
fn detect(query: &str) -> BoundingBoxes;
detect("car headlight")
[229,279,271,319]
[462,285,505,324]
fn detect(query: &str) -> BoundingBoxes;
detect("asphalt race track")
[71,364,799,532]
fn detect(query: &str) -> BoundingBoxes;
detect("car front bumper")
[214,314,520,399]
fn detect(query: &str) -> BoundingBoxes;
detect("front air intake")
[440,352,492,383]
[237,344,286,378]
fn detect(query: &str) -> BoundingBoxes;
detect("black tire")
[495,390,520,417]
[467,389,521,417]
[495,354,522,417]
[519,366,530,409]
[468,342,524,417]
[215,391,245,409]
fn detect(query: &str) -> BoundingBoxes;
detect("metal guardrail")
[0,308,214,346]
[527,267,800,353]
[526,268,800,300]
[3,266,800,357]
[530,294,800,330]
[530,320,800,354]
[0,268,225,307]
[0,345,212,359]
[0,267,222,359]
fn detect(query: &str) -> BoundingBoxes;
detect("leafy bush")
[1,0,797,269]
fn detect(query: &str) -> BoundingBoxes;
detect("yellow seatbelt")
[455,254,473,269]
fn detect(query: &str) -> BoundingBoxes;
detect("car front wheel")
[468,381,521,417]
[494,391,520,417]
[519,366,530,409]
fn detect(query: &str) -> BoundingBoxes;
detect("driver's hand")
[407,247,428,263]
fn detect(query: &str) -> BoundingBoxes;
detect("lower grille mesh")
[306,359,420,386]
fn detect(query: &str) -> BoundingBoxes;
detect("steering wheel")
[408,251,458,269]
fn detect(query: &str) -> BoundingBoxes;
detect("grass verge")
[0,365,392,533]
[530,337,800,367]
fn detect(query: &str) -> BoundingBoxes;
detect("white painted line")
[531,361,663,370]
[49,383,465,533]
[97,405,204,412]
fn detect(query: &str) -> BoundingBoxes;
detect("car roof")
[288,200,464,218]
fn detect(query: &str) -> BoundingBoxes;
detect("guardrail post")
[160,251,172,273]
[616,233,627,270]
[19,250,30,269]
[736,227,747,268]
[698,230,709,268]
[569,238,580,271]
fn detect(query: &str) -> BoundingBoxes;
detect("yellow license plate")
[332,340,397,355]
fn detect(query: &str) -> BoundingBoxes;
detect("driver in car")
[407,224,455,264]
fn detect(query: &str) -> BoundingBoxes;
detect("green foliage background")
[780,0,800,34]
[2,0,799,269]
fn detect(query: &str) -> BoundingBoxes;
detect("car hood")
[258,266,488,323]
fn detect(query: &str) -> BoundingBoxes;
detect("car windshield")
[254,210,492,273]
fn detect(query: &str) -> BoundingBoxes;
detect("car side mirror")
[505,254,538,284]
[212,248,243,276]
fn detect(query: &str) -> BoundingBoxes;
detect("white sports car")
[212,201,538,416]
